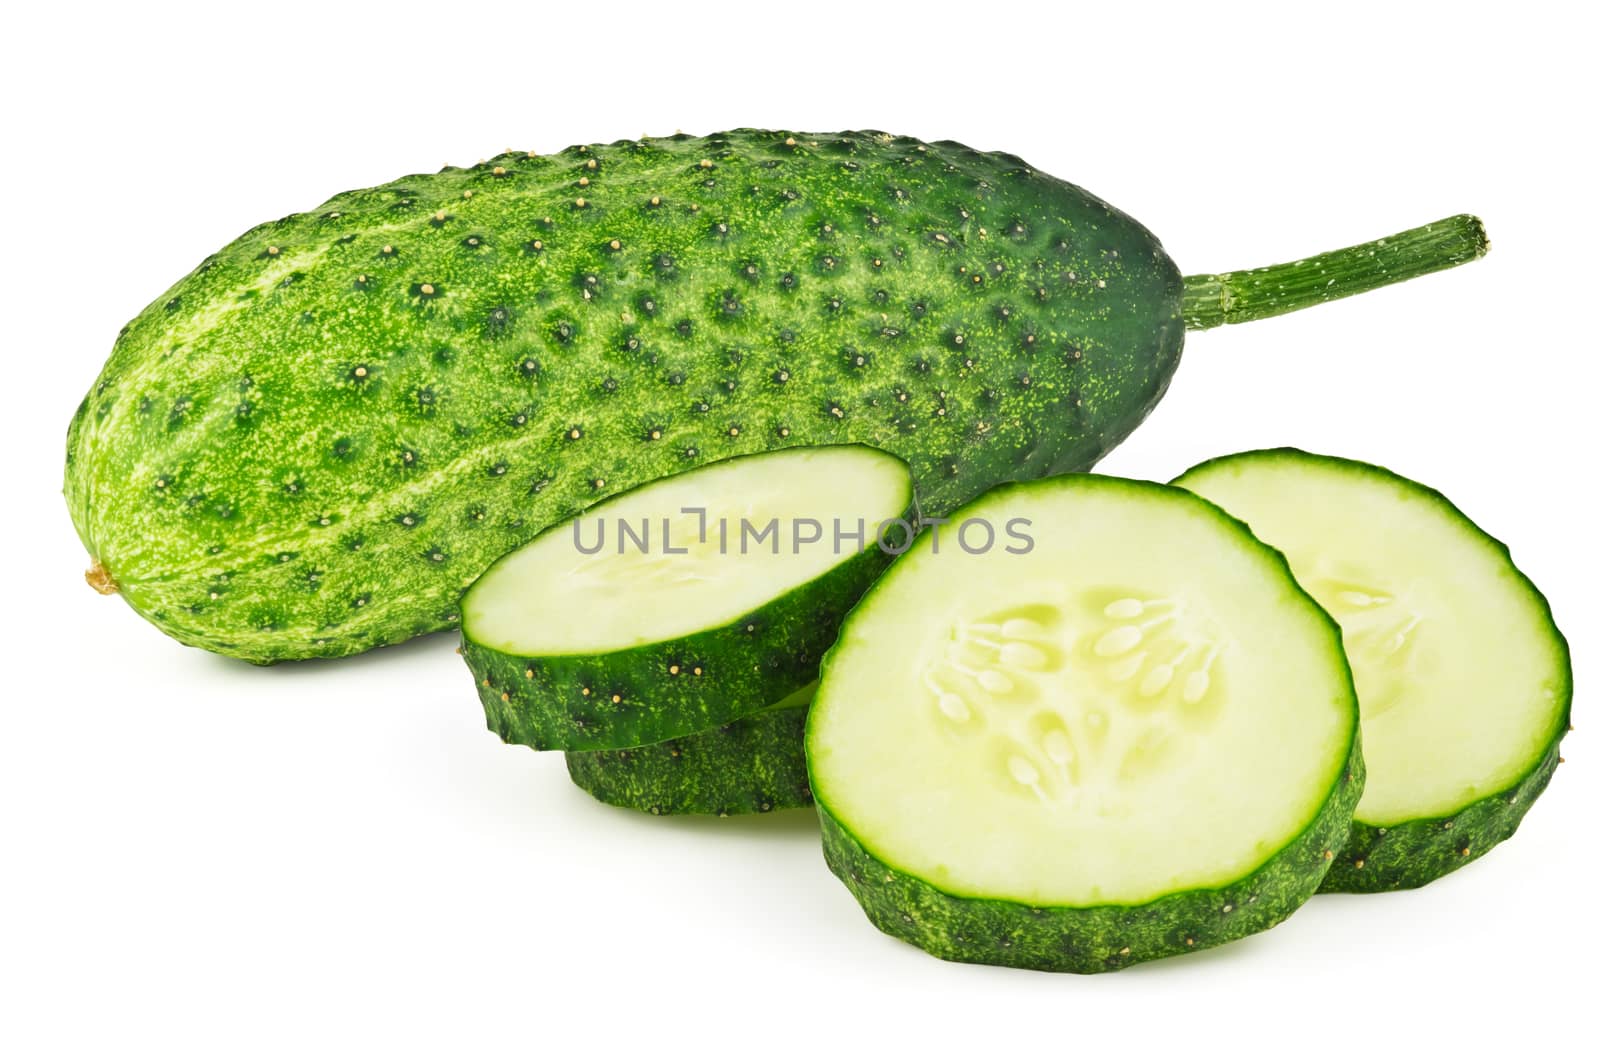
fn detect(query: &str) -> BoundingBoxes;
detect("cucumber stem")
[1181,214,1488,330]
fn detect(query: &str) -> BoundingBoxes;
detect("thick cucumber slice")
[565,683,815,816]
[808,476,1362,972]
[1174,449,1571,891]
[463,445,914,751]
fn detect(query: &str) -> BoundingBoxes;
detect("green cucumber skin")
[465,541,893,751]
[65,129,1183,662]
[1174,448,1574,893]
[565,703,811,816]
[816,746,1363,973]
[1323,733,1563,892]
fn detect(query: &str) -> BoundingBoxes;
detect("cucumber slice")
[462,445,914,751]
[565,683,815,816]
[807,476,1362,972]
[1174,449,1571,891]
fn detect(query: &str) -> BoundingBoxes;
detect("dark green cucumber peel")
[816,751,1363,974]
[467,557,870,752]
[67,128,1487,662]
[1322,743,1561,892]
[565,694,813,816]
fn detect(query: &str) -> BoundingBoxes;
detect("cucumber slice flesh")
[1174,450,1570,828]
[464,446,913,656]
[809,477,1357,915]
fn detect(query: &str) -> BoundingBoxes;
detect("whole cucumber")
[65,129,1486,661]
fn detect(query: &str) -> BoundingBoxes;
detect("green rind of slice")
[1173,448,1572,892]
[1322,742,1559,892]
[565,691,813,816]
[817,755,1362,973]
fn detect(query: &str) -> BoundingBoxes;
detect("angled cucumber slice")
[1175,449,1571,891]
[565,683,815,816]
[807,476,1362,972]
[463,445,914,751]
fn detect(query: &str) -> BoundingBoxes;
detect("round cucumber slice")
[807,476,1362,972]
[1174,449,1571,891]
[565,683,814,816]
[462,445,913,751]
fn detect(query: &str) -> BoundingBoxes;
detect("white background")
[3,2,1594,1059]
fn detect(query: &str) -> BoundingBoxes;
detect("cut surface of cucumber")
[1175,449,1570,890]
[463,445,914,751]
[807,476,1361,971]
[465,446,913,656]
[565,683,815,816]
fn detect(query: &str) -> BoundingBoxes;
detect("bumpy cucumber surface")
[565,684,814,816]
[464,445,913,751]
[807,476,1362,972]
[1174,449,1571,891]
[66,129,1185,662]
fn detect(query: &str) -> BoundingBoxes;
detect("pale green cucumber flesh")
[807,475,1361,971]
[464,445,913,751]
[565,683,815,816]
[464,445,912,655]
[1174,448,1571,891]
